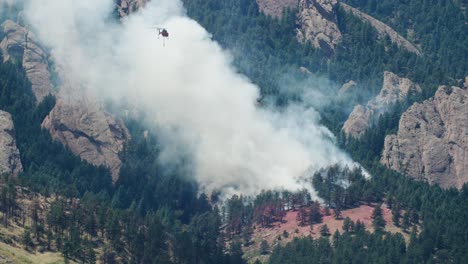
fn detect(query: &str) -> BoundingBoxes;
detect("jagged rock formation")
[343,71,421,137]
[256,0,299,18]
[296,0,342,53]
[339,80,357,95]
[381,83,468,189]
[0,20,53,102]
[1,2,132,182]
[116,0,148,18]
[259,1,419,55]
[342,104,372,136]
[340,3,421,55]
[0,111,23,177]
[41,89,130,182]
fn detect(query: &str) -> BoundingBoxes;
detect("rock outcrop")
[381,83,468,189]
[41,89,130,182]
[0,20,53,102]
[340,3,421,55]
[116,0,148,18]
[0,111,23,177]
[296,0,342,52]
[339,80,357,95]
[256,0,299,18]
[343,71,421,137]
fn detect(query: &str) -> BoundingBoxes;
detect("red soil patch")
[244,204,408,262]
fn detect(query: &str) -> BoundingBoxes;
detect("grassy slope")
[0,241,70,264]
[0,222,72,264]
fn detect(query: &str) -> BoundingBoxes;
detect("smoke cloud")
[22,0,363,196]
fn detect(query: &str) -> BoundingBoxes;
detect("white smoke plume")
[22,0,363,196]
[0,0,18,5]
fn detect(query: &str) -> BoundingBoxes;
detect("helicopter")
[158,28,169,38]
[151,26,169,46]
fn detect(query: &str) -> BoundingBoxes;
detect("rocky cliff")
[0,20,53,103]
[259,0,419,55]
[296,0,342,52]
[41,89,130,182]
[381,83,468,189]
[338,80,357,95]
[116,0,148,18]
[343,71,421,137]
[0,111,23,177]
[340,3,421,56]
[256,0,299,18]
[21,1,136,182]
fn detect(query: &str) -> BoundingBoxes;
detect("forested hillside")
[182,0,468,263]
[0,56,244,263]
[184,0,468,135]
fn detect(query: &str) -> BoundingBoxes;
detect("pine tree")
[22,229,34,249]
[392,205,401,227]
[297,207,307,226]
[309,202,323,224]
[320,224,330,237]
[402,211,411,232]
[410,209,419,225]
[372,205,386,232]
[342,217,353,233]
[86,244,96,264]
[260,240,270,255]
[354,220,366,234]
[332,230,341,247]
[334,206,342,220]
[242,224,253,246]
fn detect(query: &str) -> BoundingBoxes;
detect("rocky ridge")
[343,71,421,137]
[340,3,421,55]
[116,0,148,18]
[0,20,53,103]
[41,88,130,182]
[258,1,420,56]
[0,111,23,177]
[296,0,342,53]
[381,82,468,189]
[339,80,357,95]
[256,0,299,18]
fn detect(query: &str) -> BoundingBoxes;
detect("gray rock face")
[343,71,421,137]
[342,104,373,136]
[256,0,299,18]
[0,111,23,177]
[339,80,357,95]
[0,20,53,103]
[381,84,468,189]
[340,3,421,55]
[296,0,342,52]
[116,0,148,18]
[41,89,130,182]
